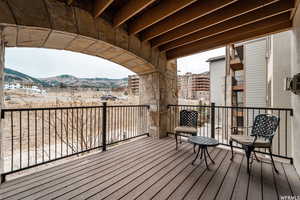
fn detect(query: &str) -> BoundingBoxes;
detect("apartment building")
[178,72,209,101]
[208,31,292,129]
[127,75,139,96]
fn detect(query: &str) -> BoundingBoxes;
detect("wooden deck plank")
[21,140,174,200]
[90,144,195,199]
[0,136,152,188]
[247,159,262,200]
[0,137,156,194]
[0,137,298,200]
[66,141,179,200]
[102,143,194,200]
[230,153,249,200]
[262,161,278,200]
[120,146,214,200]
[282,163,300,196]
[198,152,232,200]
[182,150,228,200]
[215,153,243,200]
[135,149,220,200]
[273,163,293,198]
[3,139,174,200]
[167,148,220,200]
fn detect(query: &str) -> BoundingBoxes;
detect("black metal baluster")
[55,109,57,158]
[42,110,44,162]
[285,111,288,157]
[66,109,69,155]
[35,111,37,164]
[61,109,63,157]
[72,108,74,153]
[11,112,14,171]
[27,111,30,167]
[85,108,88,149]
[49,110,51,160]
[278,110,281,155]
[19,112,22,169]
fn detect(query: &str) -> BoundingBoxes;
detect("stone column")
[139,58,178,138]
[0,28,4,183]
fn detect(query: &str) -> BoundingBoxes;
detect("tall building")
[128,75,139,96]
[178,72,209,101]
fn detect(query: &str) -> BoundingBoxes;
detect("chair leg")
[269,147,279,174]
[194,144,196,153]
[230,140,234,161]
[244,145,254,174]
[253,152,260,162]
[175,133,178,150]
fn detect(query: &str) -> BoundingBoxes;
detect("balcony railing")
[167,104,293,162]
[0,104,149,181]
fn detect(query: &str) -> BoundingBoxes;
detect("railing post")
[102,102,107,151]
[211,102,215,139]
[0,29,5,184]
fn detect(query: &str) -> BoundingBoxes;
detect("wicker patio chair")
[229,114,280,174]
[174,110,198,151]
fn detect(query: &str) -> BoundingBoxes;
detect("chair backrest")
[179,110,198,128]
[251,114,280,139]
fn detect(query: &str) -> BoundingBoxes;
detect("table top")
[188,136,219,146]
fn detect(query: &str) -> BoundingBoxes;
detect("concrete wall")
[209,59,226,106]
[270,31,292,108]
[291,7,300,175]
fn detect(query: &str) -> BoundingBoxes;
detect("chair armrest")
[231,126,252,129]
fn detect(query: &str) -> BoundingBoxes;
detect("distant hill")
[4,68,49,86]
[4,68,128,89]
[41,75,128,88]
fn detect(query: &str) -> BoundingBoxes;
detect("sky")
[5,47,225,79]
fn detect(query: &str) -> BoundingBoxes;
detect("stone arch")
[0,0,168,75]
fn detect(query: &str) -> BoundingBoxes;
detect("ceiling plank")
[166,13,291,60]
[67,0,74,5]
[159,0,294,51]
[93,0,114,18]
[128,0,197,35]
[113,0,156,28]
[151,0,278,47]
[140,0,237,41]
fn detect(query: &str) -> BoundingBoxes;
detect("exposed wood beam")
[67,0,75,5]
[160,0,294,51]
[151,0,279,47]
[113,0,156,28]
[128,0,197,35]
[140,0,237,41]
[166,13,291,60]
[93,0,114,18]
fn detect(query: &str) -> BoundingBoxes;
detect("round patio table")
[188,136,219,169]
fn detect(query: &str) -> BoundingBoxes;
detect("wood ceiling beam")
[128,0,197,35]
[93,0,114,18]
[113,0,156,28]
[67,0,75,5]
[166,13,291,60]
[160,0,294,52]
[140,0,237,41]
[151,0,279,47]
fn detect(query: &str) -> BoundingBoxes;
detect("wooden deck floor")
[0,137,299,200]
